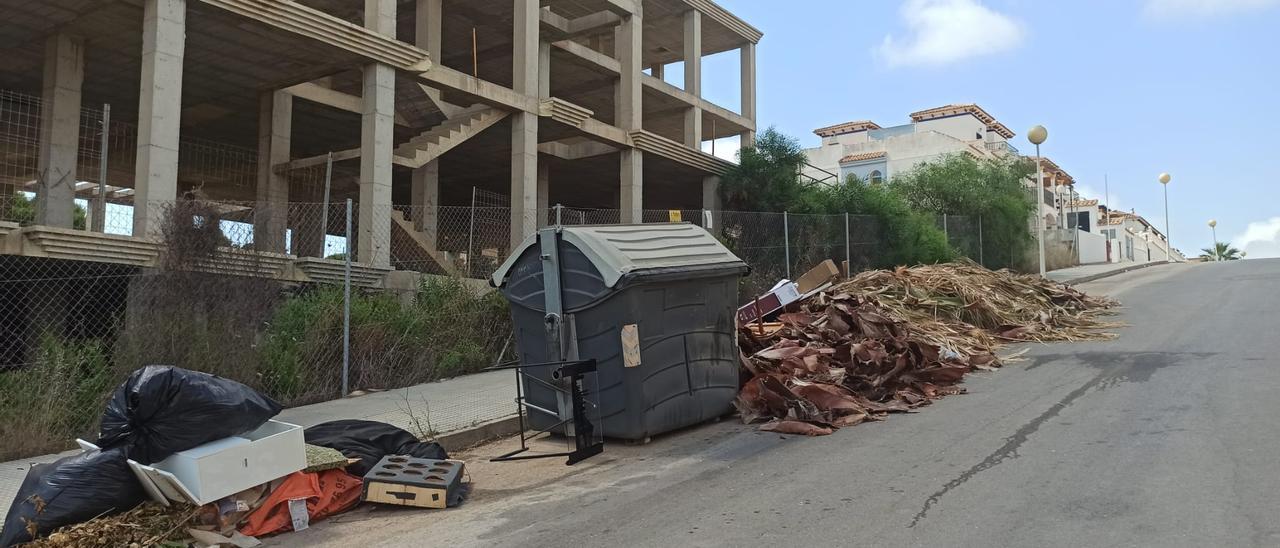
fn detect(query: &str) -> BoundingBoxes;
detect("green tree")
[809,175,953,267]
[6,193,88,230]
[1199,242,1242,261]
[719,127,810,212]
[889,154,1037,269]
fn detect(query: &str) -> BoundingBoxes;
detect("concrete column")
[651,64,664,80]
[254,90,291,252]
[415,0,442,58]
[617,9,643,223]
[510,0,539,246]
[359,0,395,268]
[412,0,443,252]
[536,18,551,228]
[682,10,702,149]
[410,162,438,249]
[36,34,84,229]
[536,160,550,227]
[739,42,757,147]
[133,0,185,238]
[511,113,538,244]
[702,175,722,235]
[292,182,325,258]
[620,149,642,223]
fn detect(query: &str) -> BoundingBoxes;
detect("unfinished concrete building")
[0,0,760,281]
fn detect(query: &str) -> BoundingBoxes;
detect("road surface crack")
[908,372,1106,528]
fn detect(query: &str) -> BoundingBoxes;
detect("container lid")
[492,223,746,289]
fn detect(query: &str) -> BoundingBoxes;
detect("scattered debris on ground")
[23,503,197,548]
[1,367,467,548]
[736,261,1119,434]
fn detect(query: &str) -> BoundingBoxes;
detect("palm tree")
[1199,242,1242,261]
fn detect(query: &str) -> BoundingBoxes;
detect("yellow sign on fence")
[668,210,682,222]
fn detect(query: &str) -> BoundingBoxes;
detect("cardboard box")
[795,260,840,294]
[362,456,465,509]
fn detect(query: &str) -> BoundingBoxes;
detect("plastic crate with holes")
[360,455,465,509]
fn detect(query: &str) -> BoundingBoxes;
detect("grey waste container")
[491,223,749,440]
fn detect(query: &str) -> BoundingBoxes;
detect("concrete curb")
[1062,261,1170,285]
[436,415,522,452]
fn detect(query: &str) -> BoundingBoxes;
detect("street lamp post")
[1159,173,1171,261]
[1208,219,1219,261]
[1028,125,1048,276]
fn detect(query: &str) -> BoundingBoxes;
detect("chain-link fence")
[0,87,1008,462]
[2,198,1000,461]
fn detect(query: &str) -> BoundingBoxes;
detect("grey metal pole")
[978,214,985,267]
[1212,226,1219,261]
[844,212,850,278]
[942,213,949,240]
[1163,184,1171,262]
[555,203,563,226]
[467,187,477,277]
[319,151,333,254]
[343,198,352,397]
[783,211,791,280]
[1035,145,1046,276]
[1071,187,1080,265]
[93,104,110,233]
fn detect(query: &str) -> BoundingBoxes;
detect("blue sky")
[695,0,1280,258]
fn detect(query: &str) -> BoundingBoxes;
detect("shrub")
[0,334,118,460]
[890,154,1037,269]
[259,277,511,405]
[808,176,953,268]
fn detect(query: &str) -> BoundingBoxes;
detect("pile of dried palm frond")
[24,503,197,548]
[735,261,1119,435]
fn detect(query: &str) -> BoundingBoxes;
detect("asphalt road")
[285,259,1280,548]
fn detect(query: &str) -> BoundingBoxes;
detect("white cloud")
[876,0,1026,67]
[1232,217,1280,259]
[1143,0,1280,20]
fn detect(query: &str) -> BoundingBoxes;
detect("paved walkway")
[0,370,516,519]
[1046,260,1168,284]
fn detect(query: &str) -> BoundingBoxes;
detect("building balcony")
[984,141,1020,156]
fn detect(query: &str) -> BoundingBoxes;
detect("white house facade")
[802,104,1019,184]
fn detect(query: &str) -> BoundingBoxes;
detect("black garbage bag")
[0,448,146,547]
[303,420,448,477]
[98,366,282,464]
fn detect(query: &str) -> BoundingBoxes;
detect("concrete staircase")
[291,257,390,288]
[390,209,462,277]
[20,226,160,266]
[395,106,509,169]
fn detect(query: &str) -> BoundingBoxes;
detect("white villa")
[802,104,1019,184]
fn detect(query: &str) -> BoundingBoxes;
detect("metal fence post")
[942,213,949,241]
[319,151,333,252]
[844,212,850,278]
[783,211,791,279]
[466,187,477,277]
[93,104,110,233]
[555,203,563,226]
[978,214,985,267]
[342,198,352,397]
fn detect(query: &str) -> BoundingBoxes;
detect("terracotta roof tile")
[814,120,882,137]
[839,151,887,164]
[910,103,1015,139]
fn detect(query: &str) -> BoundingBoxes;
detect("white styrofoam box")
[79,419,305,506]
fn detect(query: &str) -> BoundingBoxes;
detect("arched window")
[868,170,883,185]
